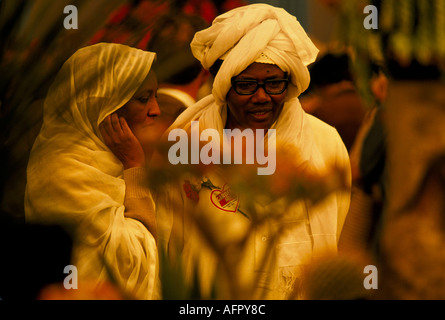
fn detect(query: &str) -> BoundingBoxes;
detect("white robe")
[156,4,351,299]
[156,96,351,299]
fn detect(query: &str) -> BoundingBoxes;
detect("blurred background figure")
[337,63,388,270]
[146,11,210,131]
[300,52,367,152]
[336,0,445,300]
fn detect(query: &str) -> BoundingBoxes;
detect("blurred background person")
[337,63,388,268]
[319,0,445,299]
[300,52,367,152]
[146,11,210,131]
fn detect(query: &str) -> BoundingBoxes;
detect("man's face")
[225,62,288,131]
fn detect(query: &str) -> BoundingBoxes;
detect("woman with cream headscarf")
[156,4,351,299]
[25,43,160,299]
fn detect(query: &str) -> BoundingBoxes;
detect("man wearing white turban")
[25,43,161,299]
[156,4,351,299]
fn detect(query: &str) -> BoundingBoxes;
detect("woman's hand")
[100,113,145,169]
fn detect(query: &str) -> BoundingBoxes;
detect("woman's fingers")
[119,117,133,137]
[99,116,113,144]
[111,113,124,136]
[99,113,145,168]
[100,113,126,143]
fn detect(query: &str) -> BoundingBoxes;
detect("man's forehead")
[235,63,285,78]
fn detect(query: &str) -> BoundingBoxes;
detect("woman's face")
[117,69,161,152]
[225,62,288,131]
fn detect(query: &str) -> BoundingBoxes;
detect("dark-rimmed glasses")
[231,78,289,95]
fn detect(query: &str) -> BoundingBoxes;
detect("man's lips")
[248,109,272,120]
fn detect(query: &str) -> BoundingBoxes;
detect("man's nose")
[251,87,271,103]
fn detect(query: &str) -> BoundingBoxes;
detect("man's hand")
[99,113,145,169]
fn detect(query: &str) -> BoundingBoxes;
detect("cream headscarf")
[25,43,158,299]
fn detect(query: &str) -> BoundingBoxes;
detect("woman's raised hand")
[100,113,145,169]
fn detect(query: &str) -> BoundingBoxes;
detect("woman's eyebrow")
[136,89,155,96]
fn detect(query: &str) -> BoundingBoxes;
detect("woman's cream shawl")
[25,43,159,299]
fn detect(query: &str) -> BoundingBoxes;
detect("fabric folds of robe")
[161,94,351,298]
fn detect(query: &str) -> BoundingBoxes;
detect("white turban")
[190,3,319,105]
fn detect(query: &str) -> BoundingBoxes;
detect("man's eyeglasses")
[231,78,289,95]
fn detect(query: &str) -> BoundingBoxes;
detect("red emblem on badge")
[210,184,240,213]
